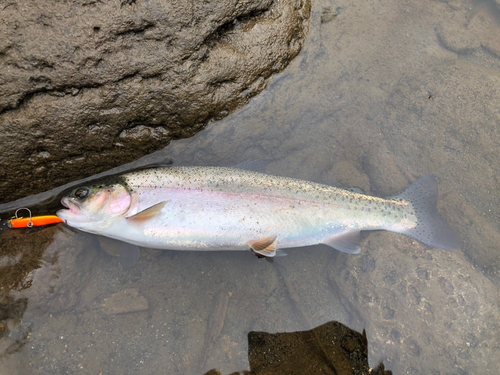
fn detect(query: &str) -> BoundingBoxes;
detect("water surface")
[1,0,500,373]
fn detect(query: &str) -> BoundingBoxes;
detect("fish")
[56,166,460,257]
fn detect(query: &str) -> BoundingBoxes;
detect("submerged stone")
[101,288,149,315]
[205,321,392,375]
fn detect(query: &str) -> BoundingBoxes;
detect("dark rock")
[205,321,392,375]
[0,0,310,203]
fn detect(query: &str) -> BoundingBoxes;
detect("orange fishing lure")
[9,215,63,228]
[7,208,63,228]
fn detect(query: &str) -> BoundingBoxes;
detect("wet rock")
[101,288,148,315]
[0,0,310,203]
[205,321,392,375]
[328,233,500,374]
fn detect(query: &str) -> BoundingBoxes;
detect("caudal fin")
[393,175,461,251]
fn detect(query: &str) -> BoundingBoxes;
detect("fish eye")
[74,187,89,199]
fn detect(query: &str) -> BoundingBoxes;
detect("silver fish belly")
[57,167,460,256]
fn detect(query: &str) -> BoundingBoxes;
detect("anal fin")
[248,236,278,257]
[322,231,362,254]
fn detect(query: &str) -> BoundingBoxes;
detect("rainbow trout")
[56,167,460,256]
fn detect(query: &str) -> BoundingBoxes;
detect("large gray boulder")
[0,0,310,203]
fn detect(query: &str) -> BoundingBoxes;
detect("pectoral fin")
[322,231,362,254]
[126,201,168,225]
[248,236,278,257]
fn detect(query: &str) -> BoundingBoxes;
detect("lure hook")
[14,207,33,228]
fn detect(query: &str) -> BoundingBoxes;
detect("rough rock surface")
[328,233,500,375]
[205,321,392,375]
[245,322,391,375]
[0,0,310,203]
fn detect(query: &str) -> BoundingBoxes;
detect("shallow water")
[2,0,500,373]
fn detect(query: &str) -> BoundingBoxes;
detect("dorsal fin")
[346,187,365,194]
[126,201,168,225]
[248,236,278,257]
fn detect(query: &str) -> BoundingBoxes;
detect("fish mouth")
[61,197,81,214]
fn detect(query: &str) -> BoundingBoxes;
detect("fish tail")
[392,175,461,250]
